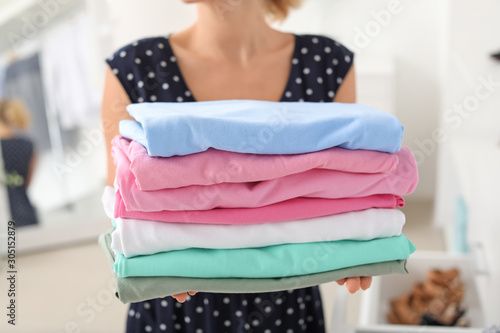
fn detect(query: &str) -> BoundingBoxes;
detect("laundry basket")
[355,251,486,333]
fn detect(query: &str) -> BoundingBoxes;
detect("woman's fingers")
[339,276,373,293]
[169,278,370,302]
[360,276,372,290]
[345,277,361,294]
[335,278,347,286]
[172,292,189,302]
[171,291,198,302]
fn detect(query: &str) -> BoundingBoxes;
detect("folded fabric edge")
[98,232,412,304]
[112,208,406,258]
[402,257,409,274]
[408,238,417,254]
[398,124,404,151]
[114,259,408,304]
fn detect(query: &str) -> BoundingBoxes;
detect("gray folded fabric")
[99,231,408,304]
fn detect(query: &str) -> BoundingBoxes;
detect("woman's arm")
[101,66,134,187]
[25,153,36,188]
[101,67,196,302]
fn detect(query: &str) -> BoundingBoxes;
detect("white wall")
[103,0,442,200]
[439,0,500,135]
[434,0,500,235]
[103,0,196,50]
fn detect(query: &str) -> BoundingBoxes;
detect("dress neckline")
[162,34,299,103]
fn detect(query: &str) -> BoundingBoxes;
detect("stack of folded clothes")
[99,100,419,304]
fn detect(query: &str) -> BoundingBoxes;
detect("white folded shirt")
[111,208,405,258]
[102,186,116,219]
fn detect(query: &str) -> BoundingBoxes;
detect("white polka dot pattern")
[106,34,353,105]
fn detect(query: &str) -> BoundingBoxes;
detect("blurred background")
[0,0,498,332]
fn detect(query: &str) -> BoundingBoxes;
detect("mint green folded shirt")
[114,233,416,278]
[99,231,409,303]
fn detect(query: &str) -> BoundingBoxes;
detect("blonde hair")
[264,0,304,21]
[0,99,31,130]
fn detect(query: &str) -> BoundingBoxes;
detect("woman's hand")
[336,276,372,294]
[170,291,197,303]
[167,276,372,302]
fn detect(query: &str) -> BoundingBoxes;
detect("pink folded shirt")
[114,191,405,224]
[112,136,400,190]
[113,144,418,212]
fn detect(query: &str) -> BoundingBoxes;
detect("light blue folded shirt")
[120,100,404,157]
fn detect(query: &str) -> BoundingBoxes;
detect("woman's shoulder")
[294,34,354,62]
[106,36,169,64]
[105,36,183,103]
[289,34,355,100]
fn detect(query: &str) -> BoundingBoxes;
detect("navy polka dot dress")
[1,138,38,227]
[106,33,354,333]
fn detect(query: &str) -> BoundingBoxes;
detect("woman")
[102,0,372,331]
[0,99,38,227]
